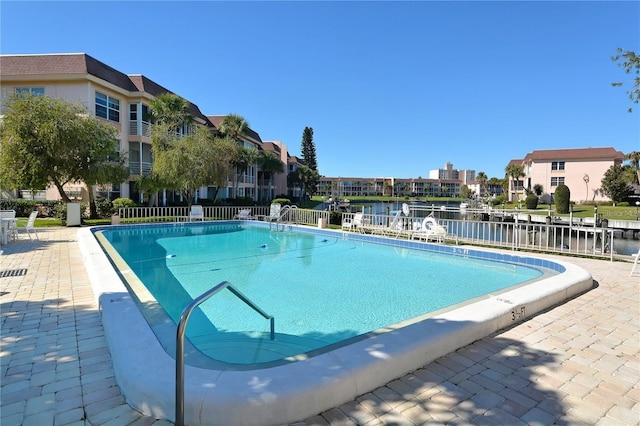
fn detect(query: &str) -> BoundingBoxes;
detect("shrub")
[490,195,508,206]
[271,197,292,206]
[525,194,539,209]
[330,211,342,225]
[95,197,115,218]
[0,199,37,216]
[112,197,137,212]
[555,184,571,214]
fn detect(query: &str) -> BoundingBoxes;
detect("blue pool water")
[98,223,546,366]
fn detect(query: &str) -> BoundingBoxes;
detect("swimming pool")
[98,223,546,367]
[79,221,592,425]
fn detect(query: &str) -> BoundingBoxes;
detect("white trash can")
[317,218,327,228]
[66,202,81,227]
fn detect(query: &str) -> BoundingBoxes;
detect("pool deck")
[0,227,638,426]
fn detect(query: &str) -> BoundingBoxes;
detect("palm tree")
[147,93,196,203]
[487,177,504,198]
[505,164,525,202]
[257,151,284,201]
[476,171,488,199]
[218,114,252,199]
[533,183,544,196]
[230,146,258,199]
[218,114,249,142]
[149,93,193,136]
[624,151,640,184]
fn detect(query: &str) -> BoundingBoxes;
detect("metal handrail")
[175,281,274,426]
[269,205,297,231]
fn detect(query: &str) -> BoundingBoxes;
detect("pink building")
[509,147,625,203]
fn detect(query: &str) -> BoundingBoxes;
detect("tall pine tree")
[301,127,317,171]
[300,126,319,197]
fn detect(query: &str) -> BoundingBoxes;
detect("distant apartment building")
[0,53,291,204]
[429,162,475,184]
[316,176,464,198]
[507,147,625,202]
[315,161,482,199]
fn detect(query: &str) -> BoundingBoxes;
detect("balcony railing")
[129,162,152,176]
[128,120,152,137]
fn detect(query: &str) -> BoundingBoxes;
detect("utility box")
[66,202,81,227]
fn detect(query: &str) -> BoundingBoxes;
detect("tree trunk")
[52,178,72,203]
[86,182,98,219]
[147,192,157,207]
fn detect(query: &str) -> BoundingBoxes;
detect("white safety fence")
[116,206,330,228]
[340,210,623,261]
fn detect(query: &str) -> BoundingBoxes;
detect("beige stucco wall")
[527,159,618,203]
[1,78,131,202]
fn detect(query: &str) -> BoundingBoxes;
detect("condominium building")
[316,176,464,198]
[507,147,625,202]
[0,53,290,204]
[429,162,476,184]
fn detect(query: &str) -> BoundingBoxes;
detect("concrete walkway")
[1,227,638,425]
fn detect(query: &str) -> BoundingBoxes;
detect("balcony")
[129,120,152,137]
[129,162,153,176]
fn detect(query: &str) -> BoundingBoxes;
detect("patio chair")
[362,210,404,237]
[234,209,255,220]
[631,251,640,277]
[411,216,448,243]
[24,211,39,240]
[189,205,205,221]
[342,212,364,232]
[265,203,282,222]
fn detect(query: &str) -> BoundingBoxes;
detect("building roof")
[1,53,139,91]
[288,155,305,165]
[522,147,625,162]
[1,53,211,125]
[261,142,282,155]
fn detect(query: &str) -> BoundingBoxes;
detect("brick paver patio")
[1,227,638,425]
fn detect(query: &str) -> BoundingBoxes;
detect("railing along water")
[341,210,619,260]
[175,281,274,426]
[290,208,331,227]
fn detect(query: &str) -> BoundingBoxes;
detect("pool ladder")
[269,205,296,232]
[175,281,275,426]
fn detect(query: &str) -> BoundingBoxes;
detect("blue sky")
[2,1,638,179]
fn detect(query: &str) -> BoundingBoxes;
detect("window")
[129,103,137,121]
[551,161,565,171]
[95,92,120,122]
[551,177,565,187]
[16,87,44,96]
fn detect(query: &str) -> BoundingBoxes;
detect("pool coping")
[77,223,593,425]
